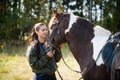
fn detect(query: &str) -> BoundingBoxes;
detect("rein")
[49,13,65,44]
[48,13,103,80]
[46,40,63,80]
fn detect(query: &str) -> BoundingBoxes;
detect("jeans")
[34,73,57,80]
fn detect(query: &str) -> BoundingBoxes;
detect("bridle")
[47,13,83,79]
[48,13,65,47]
[47,12,101,80]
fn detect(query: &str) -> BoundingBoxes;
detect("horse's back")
[110,32,120,80]
[112,32,120,70]
[110,32,120,70]
[114,32,120,69]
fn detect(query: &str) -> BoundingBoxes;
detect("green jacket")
[26,42,62,75]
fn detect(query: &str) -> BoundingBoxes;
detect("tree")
[0,0,50,46]
[0,0,120,47]
[61,0,120,32]
[103,0,120,32]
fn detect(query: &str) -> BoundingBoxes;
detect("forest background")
[0,0,120,48]
[0,0,120,80]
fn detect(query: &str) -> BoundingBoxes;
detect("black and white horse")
[48,10,120,80]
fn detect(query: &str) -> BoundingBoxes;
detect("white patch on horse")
[91,25,111,66]
[48,17,55,34]
[65,13,78,34]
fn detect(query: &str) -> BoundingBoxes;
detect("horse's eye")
[51,26,53,29]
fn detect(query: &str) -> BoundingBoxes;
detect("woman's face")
[36,25,48,39]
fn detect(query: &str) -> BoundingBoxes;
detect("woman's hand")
[47,51,54,57]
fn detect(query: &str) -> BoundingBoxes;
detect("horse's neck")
[68,41,94,70]
[68,25,111,70]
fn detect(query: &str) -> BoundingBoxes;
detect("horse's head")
[48,10,95,47]
[48,10,70,46]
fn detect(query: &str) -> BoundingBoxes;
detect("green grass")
[0,44,82,80]
[0,54,33,80]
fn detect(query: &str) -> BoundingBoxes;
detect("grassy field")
[0,45,82,80]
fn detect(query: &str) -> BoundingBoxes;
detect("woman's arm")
[26,45,51,69]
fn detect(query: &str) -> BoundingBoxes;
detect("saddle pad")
[102,32,120,71]
[102,42,116,71]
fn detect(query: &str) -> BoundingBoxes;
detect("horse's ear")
[52,9,57,15]
[51,9,59,19]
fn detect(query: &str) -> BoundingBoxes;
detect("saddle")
[102,32,120,71]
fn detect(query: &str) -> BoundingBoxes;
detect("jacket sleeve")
[54,47,62,62]
[26,45,51,69]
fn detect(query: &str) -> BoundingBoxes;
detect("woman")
[26,22,62,80]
